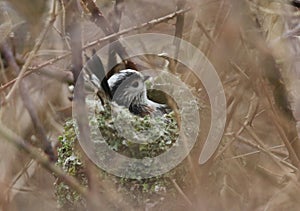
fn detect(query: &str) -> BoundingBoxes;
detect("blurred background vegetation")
[1,0,300,210]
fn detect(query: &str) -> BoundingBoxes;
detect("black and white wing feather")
[84,55,112,99]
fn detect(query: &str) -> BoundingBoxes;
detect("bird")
[84,55,169,117]
[107,69,169,117]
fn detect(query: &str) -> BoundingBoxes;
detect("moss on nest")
[55,102,180,209]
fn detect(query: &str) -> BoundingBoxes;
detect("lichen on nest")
[55,101,180,209]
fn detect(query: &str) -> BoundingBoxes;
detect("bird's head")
[108,69,149,108]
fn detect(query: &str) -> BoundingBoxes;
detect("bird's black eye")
[131,81,139,88]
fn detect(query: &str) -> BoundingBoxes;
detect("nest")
[55,102,180,209]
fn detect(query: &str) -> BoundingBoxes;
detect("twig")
[63,2,103,208]
[20,85,56,160]
[0,43,55,161]
[220,175,243,201]
[214,93,259,160]
[63,0,83,82]
[107,0,124,74]
[1,0,58,160]
[213,4,232,43]
[241,129,298,171]
[259,77,300,168]
[228,144,286,160]
[112,0,124,32]
[0,8,190,92]
[6,160,37,202]
[230,61,249,80]
[0,52,71,91]
[73,73,104,209]
[228,2,300,171]
[81,0,129,61]
[80,7,189,58]
[196,20,216,44]
[0,121,102,208]
[168,2,199,183]
[197,19,248,81]
[256,165,286,187]
[173,0,186,61]
[4,4,57,102]
[171,179,193,207]
[57,0,71,50]
[245,2,300,166]
[202,4,231,56]
[212,0,225,36]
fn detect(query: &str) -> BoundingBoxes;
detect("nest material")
[55,103,179,209]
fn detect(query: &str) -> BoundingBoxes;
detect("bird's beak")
[143,75,151,82]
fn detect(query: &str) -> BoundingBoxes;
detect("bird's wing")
[84,55,112,99]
